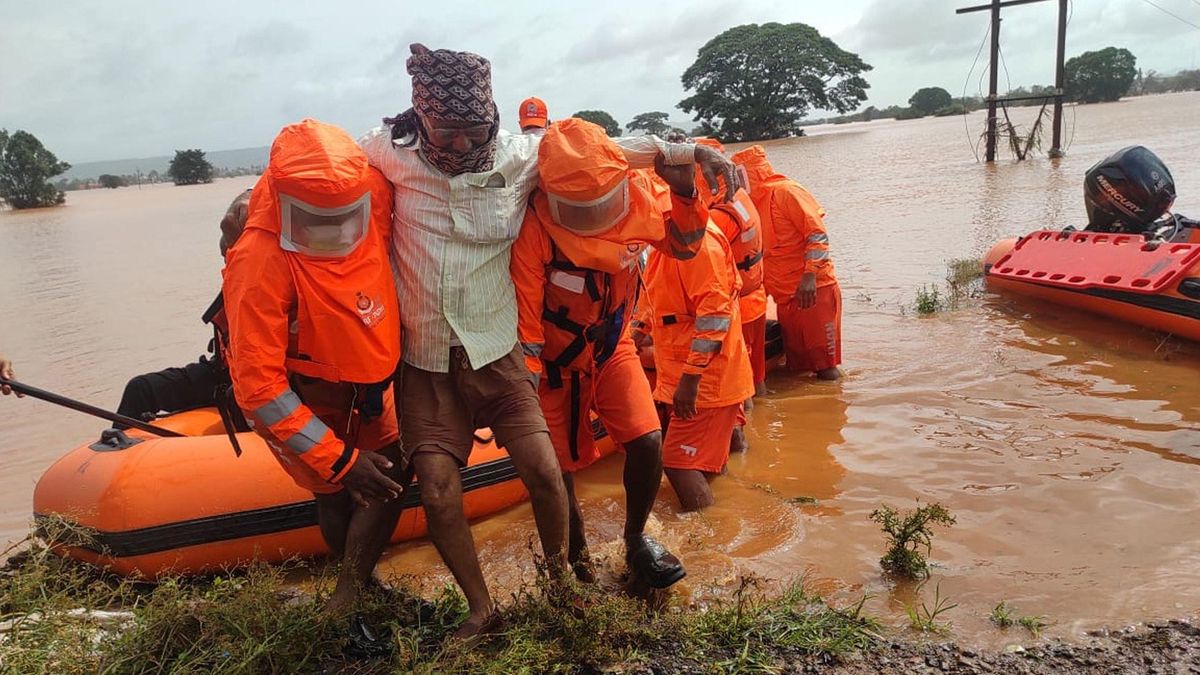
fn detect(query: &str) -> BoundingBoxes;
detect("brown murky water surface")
[2,93,1198,646]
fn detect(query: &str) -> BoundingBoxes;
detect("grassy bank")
[0,536,880,674]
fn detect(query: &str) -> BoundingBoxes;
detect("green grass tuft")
[0,536,882,674]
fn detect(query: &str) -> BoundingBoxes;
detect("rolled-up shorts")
[402,345,549,466]
[267,378,400,495]
[657,402,745,475]
[539,339,661,473]
[741,314,767,387]
[777,281,842,373]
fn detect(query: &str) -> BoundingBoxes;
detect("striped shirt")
[360,127,694,372]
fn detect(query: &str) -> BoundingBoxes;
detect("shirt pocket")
[452,174,524,243]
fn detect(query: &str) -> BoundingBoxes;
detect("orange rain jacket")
[729,145,837,301]
[513,172,708,376]
[693,138,766,322]
[223,119,400,486]
[637,222,755,408]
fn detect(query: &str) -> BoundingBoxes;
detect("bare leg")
[411,450,494,637]
[664,468,715,511]
[502,431,569,574]
[324,444,407,616]
[729,426,748,454]
[621,431,662,544]
[562,473,593,582]
[314,490,353,558]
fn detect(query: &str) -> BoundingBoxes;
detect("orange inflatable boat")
[33,321,785,578]
[984,229,1200,343]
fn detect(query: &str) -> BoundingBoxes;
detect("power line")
[963,24,991,162]
[1139,0,1200,30]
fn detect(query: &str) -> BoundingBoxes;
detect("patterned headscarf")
[406,44,499,176]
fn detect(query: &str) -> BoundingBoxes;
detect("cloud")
[232,21,311,58]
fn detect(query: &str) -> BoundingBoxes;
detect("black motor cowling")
[1084,146,1176,233]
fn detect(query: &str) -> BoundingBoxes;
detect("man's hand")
[673,373,701,420]
[339,450,404,508]
[794,273,818,310]
[654,153,695,197]
[695,145,740,202]
[0,354,21,397]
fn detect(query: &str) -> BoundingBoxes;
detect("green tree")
[0,129,71,209]
[168,149,214,186]
[908,87,952,116]
[626,111,671,137]
[571,110,621,137]
[98,174,125,189]
[1065,47,1137,103]
[679,22,870,142]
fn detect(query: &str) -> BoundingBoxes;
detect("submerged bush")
[870,502,956,579]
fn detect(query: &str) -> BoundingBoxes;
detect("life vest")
[710,188,764,297]
[538,236,642,378]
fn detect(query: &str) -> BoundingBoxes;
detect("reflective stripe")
[253,389,302,427]
[807,232,829,244]
[805,249,830,260]
[690,338,722,353]
[669,222,705,245]
[695,315,731,331]
[521,342,544,358]
[732,200,751,222]
[741,226,757,243]
[285,416,331,455]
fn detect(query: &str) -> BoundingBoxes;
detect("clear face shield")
[546,178,631,236]
[278,192,370,258]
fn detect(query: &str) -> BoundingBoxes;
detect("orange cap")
[538,118,628,201]
[518,96,549,129]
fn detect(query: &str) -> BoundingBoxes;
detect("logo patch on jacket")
[355,292,386,327]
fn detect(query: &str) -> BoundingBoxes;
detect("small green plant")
[1018,614,1050,638]
[914,285,943,314]
[870,501,956,579]
[990,600,1014,628]
[945,257,984,301]
[904,581,957,634]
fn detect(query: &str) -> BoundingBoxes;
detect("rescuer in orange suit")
[634,184,755,511]
[511,118,709,587]
[222,119,407,633]
[693,137,767,429]
[518,96,550,134]
[730,145,842,380]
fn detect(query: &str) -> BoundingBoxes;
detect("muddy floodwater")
[2,93,1198,647]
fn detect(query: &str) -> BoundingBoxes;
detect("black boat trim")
[35,456,521,559]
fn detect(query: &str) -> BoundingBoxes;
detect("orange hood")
[247,118,373,236]
[730,145,789,202]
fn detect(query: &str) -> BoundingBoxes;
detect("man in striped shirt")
[361,44,739,639]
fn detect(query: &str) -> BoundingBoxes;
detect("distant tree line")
[59,164,263,192]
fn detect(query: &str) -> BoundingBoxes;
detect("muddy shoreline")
[640,620,1200,674]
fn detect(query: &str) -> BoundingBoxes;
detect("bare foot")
[754,381,767,397]
[452,610,502,642]
[816,368,842,381]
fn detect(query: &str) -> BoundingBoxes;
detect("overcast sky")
[2,0,1197,163]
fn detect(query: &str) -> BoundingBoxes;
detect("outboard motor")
[1083,146,1176,234]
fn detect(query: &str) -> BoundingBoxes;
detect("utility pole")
[956,0,1066,161]
[1049,0,1068,157]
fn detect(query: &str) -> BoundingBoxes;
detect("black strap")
[214,384,244,457]
[737,249,764,271]
[541,306,590,368]
[546,363,564,390]
[568,370,581,462]
[201,292,224,325]
[354,379,390,424]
